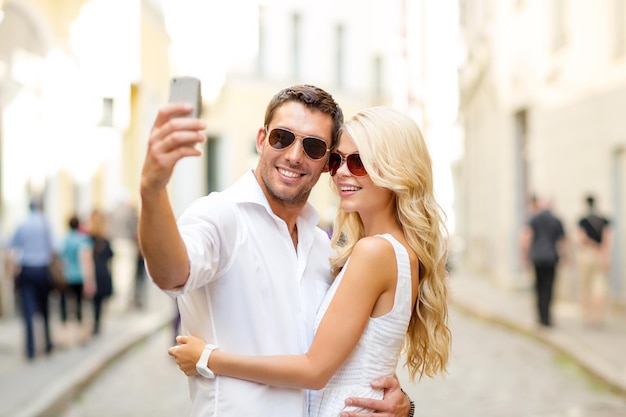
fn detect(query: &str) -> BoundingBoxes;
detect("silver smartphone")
[168,76,202,118]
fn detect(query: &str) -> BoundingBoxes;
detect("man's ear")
[255,127,267,154]
[322,159,330,173]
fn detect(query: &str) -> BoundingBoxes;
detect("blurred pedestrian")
[59,214,95,345]
[88,210,114,335]
[520,197,568,327]
[7,199,55,360]
[576,194,612,327]
[133,245,147,310]
[108,195,139,312]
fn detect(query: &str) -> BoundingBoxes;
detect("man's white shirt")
[159,171,333,417]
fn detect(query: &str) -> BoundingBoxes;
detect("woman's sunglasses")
[328,153,367,176]
[265,127,330,160]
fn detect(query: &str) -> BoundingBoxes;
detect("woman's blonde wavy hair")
[329,107,451,380]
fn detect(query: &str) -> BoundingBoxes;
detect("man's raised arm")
[138,103,206,290]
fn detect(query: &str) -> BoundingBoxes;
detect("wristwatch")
[401,388,415,417]
[196,343,219,379]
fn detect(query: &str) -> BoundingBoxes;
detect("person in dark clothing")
[577,194,612,327]
[520,198,568,327]
[8,199,56,359]
[133,247,147,310]
[89,210,114,335]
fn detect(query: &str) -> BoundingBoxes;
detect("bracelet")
[400,388,415,417]
[196,344,219,379]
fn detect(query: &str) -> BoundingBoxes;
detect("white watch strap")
[196,343,219,379]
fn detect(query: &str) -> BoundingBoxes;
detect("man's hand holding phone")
[141,77,206,195]
[138,78,206,292]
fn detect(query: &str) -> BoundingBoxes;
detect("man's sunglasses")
[265,127,330,160]
[328,153,367,176]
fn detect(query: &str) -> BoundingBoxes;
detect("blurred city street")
[1,1,626,417]
[1,268,626,417]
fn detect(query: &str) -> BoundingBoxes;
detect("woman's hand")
[168,335,207,376]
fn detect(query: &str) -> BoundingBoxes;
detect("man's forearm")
[341,375,411,417]
[139,188,189,290]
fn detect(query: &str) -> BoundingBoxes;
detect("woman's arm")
[169,237,397,389]
[80,244,96,298]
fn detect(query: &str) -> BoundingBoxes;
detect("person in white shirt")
[139,85,412,417]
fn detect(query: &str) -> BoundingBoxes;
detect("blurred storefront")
[456,0,626,307]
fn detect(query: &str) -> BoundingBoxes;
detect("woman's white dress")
[308,234,413,417]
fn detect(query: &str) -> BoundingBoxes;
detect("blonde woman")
[170,107,451,416]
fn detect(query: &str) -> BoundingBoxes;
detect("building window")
[205,136,218,194]
[335,24,345,88]
[614,0,625,57]
[257,5,266,76]
[513,109,530,269]
[372,54,383,102]
[292,12,301,79]
[458,0,466,27]
[100,97,114,127]
[552,0,567,51]
[514,109,529,214]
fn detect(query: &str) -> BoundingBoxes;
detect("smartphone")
[168,76,202,118]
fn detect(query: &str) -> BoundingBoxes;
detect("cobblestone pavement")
[56,327,190,417]
[399,307,626,417]
[56,305,626,417]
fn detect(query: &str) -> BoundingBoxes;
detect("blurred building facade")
[0,0,451,228]
[0,0,171,316]
[163,0,460,225]
[456,0,626,307]
[0,0,170,233]
[171,0,403,226]
[0,0,459,316]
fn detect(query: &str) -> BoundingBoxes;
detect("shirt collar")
[226,169,320,228]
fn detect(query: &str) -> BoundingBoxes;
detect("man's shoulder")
[530,210,550,224]
[591,213,610,224]
[531,210,562,227]
[579,213,609,225]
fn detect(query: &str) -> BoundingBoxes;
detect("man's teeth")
[279,168,300,178]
